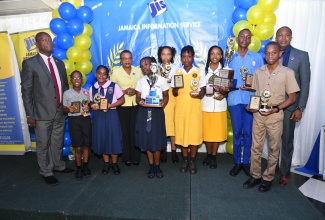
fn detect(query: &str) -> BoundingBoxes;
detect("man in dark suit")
[21,32,74,185]
[275,26,311,186]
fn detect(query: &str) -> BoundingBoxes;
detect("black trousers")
[117,106,141,162]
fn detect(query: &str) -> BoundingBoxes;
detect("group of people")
[21,26,310,193]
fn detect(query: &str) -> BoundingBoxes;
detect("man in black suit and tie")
[21,32,74,185]
[275,26,311,186]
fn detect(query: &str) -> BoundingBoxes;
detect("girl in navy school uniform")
[135,57,169,178]
[90,65,125,175]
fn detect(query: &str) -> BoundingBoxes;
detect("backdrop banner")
[85,0,234,71]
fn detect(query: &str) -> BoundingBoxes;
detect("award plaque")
[99,98,108,110]
[205,84,214,95]
[174,75,184,88]
[249,96,261,110]
[219,69,234,79]
[71,101,80,113]
[82,99,90,117]
[144,89,162,107]
[245,73,253,87]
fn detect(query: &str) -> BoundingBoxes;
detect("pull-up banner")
[85,0,233,71]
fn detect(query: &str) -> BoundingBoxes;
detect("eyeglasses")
[71,77,82,80]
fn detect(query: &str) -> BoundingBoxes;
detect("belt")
[260,105,279,109]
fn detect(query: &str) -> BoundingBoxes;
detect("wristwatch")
[296,107,304,112]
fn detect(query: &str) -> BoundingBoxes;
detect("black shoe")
[82,167,91,178]
[132,161,139,166]
[202,155,211,166]
[189,161,197,175]
[243,177,262,189]
[258,180,272,192]
[155,166,164,178]
[54,167,75,174]
[171,152,179,164]
[160,150,167,163]
[148,165,155,178]
[112,164,121,175]
[180,160,189,173]
[242,164,250,176]
[209,159,217,169]
[125,161,132,166]
[75,169,83,181]
[102,163,111,175]
[229,164,243,176]
[43,176,60,185]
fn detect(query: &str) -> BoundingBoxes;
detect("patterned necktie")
[48,58,60,107]
[146,110,152,133]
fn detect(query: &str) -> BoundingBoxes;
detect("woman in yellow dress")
[172,45,205,175]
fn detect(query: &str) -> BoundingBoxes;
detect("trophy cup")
[145,69,161,107]
[190,72,199,95]
[224,37,236,69]
[82,99,90,117]
[93,93,107,110]
[260,89,271,112]
[161,63,171,78]
[240,66,253,87]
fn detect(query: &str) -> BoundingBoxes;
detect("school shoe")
[82,167,91,178]
[202,155,211,166]
[43,176,60,185]
[148,164,155,178]
[53,167,75,174]
[102,163,111,175]
[258,180,272,192]
[155,165,164,178]
[279,175,289,186]
[180,160,189,173]
[243,177,262,189]
[160,149,167,163]
[189,161,197,175]
[75,169,83,181]
[112,163,121,175]
[209,159,217,169]
[171,151,179,164]
[242,164,250,176]
[229,164,243,176]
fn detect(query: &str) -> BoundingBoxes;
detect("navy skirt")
[135,107,167,151]
[92,109,123,155]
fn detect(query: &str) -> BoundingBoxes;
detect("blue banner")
[85,0,234,71]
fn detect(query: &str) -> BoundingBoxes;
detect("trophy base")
[259,107,270,112]
[190,92,199,96]
[82,112,90,117]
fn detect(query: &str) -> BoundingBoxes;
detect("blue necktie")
[100,86,105,96]
[146,110,152,133]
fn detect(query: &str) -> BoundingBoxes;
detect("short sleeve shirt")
[63,88,90,116]
[135,75,169,99]
[170,66,206,89]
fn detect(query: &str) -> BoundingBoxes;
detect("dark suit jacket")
[21,54,68,120]
[285,47,311,111]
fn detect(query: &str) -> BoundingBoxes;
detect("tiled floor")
[290,167,325,216]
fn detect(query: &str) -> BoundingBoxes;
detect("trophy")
[224,37,236,69]
[190,72,199,95]
[260,89,271,112]
[240,66,253,87]
[150,62,158,74]
[161,63,172,78]
[82,99,90,117]
[93,93,108,110]
[145,71,161,107]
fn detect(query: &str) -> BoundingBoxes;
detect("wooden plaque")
[219,69,234,79]
[249,96,261,110]
[99,98,108,110]
[71,101,80,113]
[245,73,253,87]
[174,75,184,88]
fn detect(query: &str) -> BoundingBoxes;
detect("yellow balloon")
[226,128,234,154]
[263,11,276,26]
[75,60,93,75]
[81,24,93,37]
[257,0,280,12]
[70,146,75,155]
[233,42,238,51]
[63,59,75,76]
[62,0,82,9]
[233,20,253,37]
[253,22,274,40]
[74,35,92,51]
[247,5,266,25]
[52,8,60,18]
[81,50,92,61]
[67,46,83,63]
[248,36,262,52]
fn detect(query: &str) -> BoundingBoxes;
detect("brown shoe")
[279,175,289,186]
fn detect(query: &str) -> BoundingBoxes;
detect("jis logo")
[148,0,167,18]
[24,35,37,51]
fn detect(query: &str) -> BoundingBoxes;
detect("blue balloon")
[67,18,84,36]
[59,2,77,21]
[65,117,69,124]
[232,7,247,23]
[65,123,69,132]
[234,0,240,8]
[62,146,72,156]
[259,39,272,53]
[229,25,235,37]
[57,32,74,50]
[52,47,67,60]
[82,83,93,90]
[76,6,94,23]
[238,0,257,10]
[64,132,72,146]
[50,18,67,35]
[86,73,96,84]
[53,37,58,48]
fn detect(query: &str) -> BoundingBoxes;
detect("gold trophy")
[145,64,160,106]
[161,63,171,78]
[240,66,253,87]
[190,72,199,95]
[82,99,90,117]
[224,37,236,69]
[260,89,271,112]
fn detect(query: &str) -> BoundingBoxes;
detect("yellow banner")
[10,29,50,71]
[0,31,14,79]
